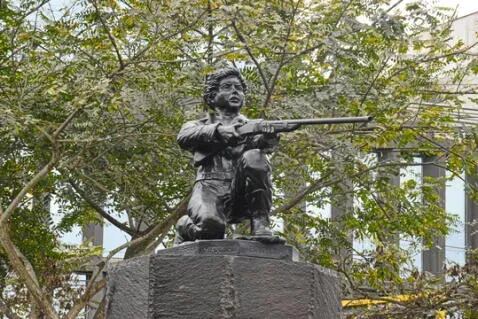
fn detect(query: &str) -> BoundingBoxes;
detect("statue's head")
[203,67,248,111]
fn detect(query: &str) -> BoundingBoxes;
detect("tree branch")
[419,41,478,63]
[231,20,271,95]
[92,295,107,319]
[64,278,106,319]
[359,55,391,109]
[0,108,80,226]
[0,156,56,226]
[89,0,125,69]
[272,159,453,216]
[52,108,81,139]
[62,223,154,319]
[283,0,353,65]
[0,107,82,317]
[108,10,209,78]
[123,191,191,259]
[262,0,300,109]
[0,296,22,319]
[69,180,136,236]
[0,225,59,319]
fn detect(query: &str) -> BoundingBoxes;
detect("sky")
[430,0,478,17]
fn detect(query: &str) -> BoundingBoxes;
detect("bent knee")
[176,215,192,231]
[241,149,269,172]
[199,216,226,238]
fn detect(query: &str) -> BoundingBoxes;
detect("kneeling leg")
[232,149,273,236]
[174,181,227,244]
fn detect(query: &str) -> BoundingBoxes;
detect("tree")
[1,0,477,318]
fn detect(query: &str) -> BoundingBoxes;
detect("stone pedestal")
[105,240,341,319]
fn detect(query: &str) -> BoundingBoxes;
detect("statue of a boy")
[174,67,280,244]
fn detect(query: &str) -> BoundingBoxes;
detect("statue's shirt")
[177,113,269,182]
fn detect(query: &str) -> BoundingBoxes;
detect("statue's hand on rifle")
[260,123,280,152]
[216,123,243,145]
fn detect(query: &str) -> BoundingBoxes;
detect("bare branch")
[0,106,84,317]
[34,125,54,144]
[79,173,110,193]
[273,172,332,215]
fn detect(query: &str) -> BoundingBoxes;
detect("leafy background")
[1,0,478,317]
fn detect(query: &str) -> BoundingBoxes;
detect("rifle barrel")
[269,116,372,125]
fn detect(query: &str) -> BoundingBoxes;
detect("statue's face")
[213,75,245,112]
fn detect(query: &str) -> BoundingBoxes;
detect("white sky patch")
[396,0,478,17]
[433,0,478,17]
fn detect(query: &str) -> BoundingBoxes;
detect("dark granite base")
[106,240,341,319]
[156,239,299,261]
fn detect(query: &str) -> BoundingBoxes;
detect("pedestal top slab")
[155,239,300,261]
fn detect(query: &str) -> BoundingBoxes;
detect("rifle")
[192,116,372,166]
[236,116,373,136]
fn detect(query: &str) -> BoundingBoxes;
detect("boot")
[246,188,273,237]
[251,212,273,237]
[174,215,198,245]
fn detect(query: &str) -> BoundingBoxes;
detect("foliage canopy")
[1,0,478,317]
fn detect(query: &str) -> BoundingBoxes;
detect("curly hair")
[203,67,248,109]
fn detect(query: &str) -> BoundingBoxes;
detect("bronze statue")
[174,67,372,245]
[175,67,279,244]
